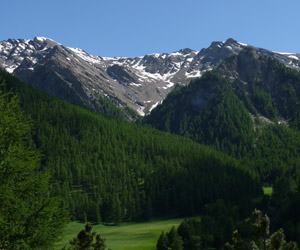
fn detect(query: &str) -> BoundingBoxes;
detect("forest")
[1,52,300,249]
[142,53,300,249]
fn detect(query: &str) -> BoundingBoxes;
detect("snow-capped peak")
[35,37,49,42]
[34,36,61,45]
[0,36,300,116]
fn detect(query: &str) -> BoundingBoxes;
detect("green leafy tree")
[0,87,68,249]
[226,209,297,250]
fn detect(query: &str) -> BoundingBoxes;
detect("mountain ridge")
[1,37,300,117]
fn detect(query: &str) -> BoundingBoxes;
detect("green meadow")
[56,218,184,250]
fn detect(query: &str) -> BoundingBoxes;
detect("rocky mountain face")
[0,37,299,117]
[142,48,300,156]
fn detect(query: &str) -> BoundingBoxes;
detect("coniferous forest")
[1,50,300,250]
[0,69,260,220]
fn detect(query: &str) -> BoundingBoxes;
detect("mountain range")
[142,47,300,159]
[2,36,300,248]
[1,37,299,117]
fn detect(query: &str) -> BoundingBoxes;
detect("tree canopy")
[0,84,68,249]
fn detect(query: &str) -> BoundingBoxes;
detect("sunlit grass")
[55,218,184,250]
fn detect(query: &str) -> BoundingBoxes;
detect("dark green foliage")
[226,209,297,250]
[243,124,300,183]
[164,209,297,250]
[191,88,255,157]
[143,71,256,157]
[177,219,202,250]
[63,223,108,250]
[156,200,241,250]
[157,227,183,250]
[266,182,300,245]
[141,54,300,248]
[0,69,261,223]
[167,226,184,250]
[250,84,278,120]
[0,84,68,249]
[143,52,300,164]
[176,200,239,249]
[96,95,138,120]
[201,200,239,247]
[156,231,169,250]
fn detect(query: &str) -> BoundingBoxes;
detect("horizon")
[2,36,297,59]
[1,0,300,57]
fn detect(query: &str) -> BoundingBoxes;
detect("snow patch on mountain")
[288,55,299,60]
[68,47,102,65]
[238,42,249,47]
[136,105,146,116]
[4,64,18,73]
[185,70,203,78]
[149,102,160,112]
[1,37,300,116]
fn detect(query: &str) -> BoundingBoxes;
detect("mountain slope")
[217,48,300,124]
[143,48,300,161]
[1,37,299,117]
[0,68,261,222]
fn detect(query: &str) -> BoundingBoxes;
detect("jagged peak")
[225,38,238,44]
[208,38,248,50]
[178,48,194,55]
[33,36,61,46]
[225,38,249,48]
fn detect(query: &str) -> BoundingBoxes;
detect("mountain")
[142,48,300,159]
[1,37,299,117]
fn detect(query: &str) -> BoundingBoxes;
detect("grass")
[55,218,184,250]
[263,186,273,196]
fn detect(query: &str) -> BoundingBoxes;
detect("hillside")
[143,48,300,182]
[0,69,262,223]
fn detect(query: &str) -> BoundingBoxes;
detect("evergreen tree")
[156,231,169,250]
[0,87,68,249]
[225,209,297,250]
[65,223,108,250]
[156,226,184,250]
[177,219,202,250]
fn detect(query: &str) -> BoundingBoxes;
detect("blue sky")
[2,0,300,57]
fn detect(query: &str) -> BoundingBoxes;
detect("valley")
[1,37,300,249]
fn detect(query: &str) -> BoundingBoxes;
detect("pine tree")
[167,226,184,250]
[65,223,108,250]
[225,209,297,250]
[156,231,169,250]
[0,87,68,249]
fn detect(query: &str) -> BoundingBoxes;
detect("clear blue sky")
[1,0,300,57]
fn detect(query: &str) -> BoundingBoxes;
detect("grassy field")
[263,186,273,196]
[55,218,184,250]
